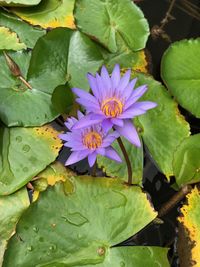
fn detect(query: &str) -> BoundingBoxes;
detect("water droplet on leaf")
[27,246,33,251]
[22,144,30,152]
[16,136,22,142]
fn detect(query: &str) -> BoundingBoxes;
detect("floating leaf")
[136,73,190,179]
[0,11,45,49]
[0,29,103,126]
[178,187,200,267]
[32,162,75,201]
[12,0,76,29]
[75,247,170,267]
[0,0,41,6]
[0,125,62,195]
[3,176,158,266]
[173,134,200,187]
[104,32,149,74]
[97,135,143,185]
[161,38,200,118]
[75,0,149,53]
[0,26,26,51]
[0,188,29,267]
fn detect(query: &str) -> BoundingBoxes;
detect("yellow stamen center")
[83,131,102,150]
[101,98,123,117]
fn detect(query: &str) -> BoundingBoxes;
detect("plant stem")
[117,137,133,185]
[158,184,192,217]
[91,160,97,177]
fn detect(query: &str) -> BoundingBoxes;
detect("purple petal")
[58,133,69,142]
[77,111,84,120]
[124,85,148,110]
[96,73,106,100]
[102,132,119,147]
[72,88,99,105]
[111,118,124,127]
[88,152,97,167]
[115,119,141,147]
[123,78,137,99]
[72,114,102,130]
[102,119,113,133]
[101,65,112,91]
[87,73,101,100]
[65,150,89,166]
[104,147,122,162]
[118,108,146,119]
[76,98,100,111]
[117,69,131,92]
[131,101,157,111]
[111,64,120,89]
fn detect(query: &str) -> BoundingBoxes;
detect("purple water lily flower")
[59,111,122,167]
[72,64,157,147]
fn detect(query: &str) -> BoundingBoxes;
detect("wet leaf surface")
[3,176,159,266]
[0,125,62,195]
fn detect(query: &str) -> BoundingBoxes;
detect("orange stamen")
[83,131,102,150]
[101,97,123,117]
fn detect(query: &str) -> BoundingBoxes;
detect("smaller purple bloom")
[59,111,122,167]
[72,64,157,147]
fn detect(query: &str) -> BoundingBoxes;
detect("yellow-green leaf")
[0,26,26,51]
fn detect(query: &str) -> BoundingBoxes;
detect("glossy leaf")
[3,177,157,266]
[0,0,41,6]
[0,26,26,51]
[161,38,200,118]
[0,29,103,126]
[12,0,76,29]
[0,188,29,267]
[0,11,45,49]
[75,0,149,53]
[178,187,200,267]
[173,134,200,186]
[75,247,170,267]
[0,125,62,195]
[97,135,143,185]
[136,73,190,179]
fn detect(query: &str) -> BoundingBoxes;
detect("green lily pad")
[75,247,170,267]
[97,135,143,185]
[178,187,200,267]
[0,11,45,49]
[136,73,190,179]
[0,26,26,51]
[161,38,200,118]
[173,134,200,187]
[0,125,62,195]
[0,0,41,6]
[75,0,149,53]
[0,28,103,126]
[12,0,76,29]
[0,187,29,267]
[3,176,157,266]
